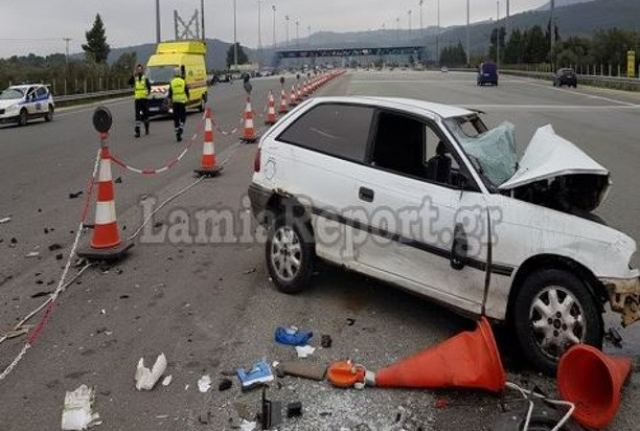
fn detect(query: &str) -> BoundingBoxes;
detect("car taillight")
[254,148,261,172]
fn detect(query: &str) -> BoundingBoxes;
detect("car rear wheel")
[513,268,603,375]
[18,109,28,126]
[266,214,314,294]
[44,105,54,122]
[198,96,206,113]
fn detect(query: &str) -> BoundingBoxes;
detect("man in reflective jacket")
[169,67,190,142]
[128,64,151,138]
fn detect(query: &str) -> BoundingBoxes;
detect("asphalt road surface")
[1,71,639,430]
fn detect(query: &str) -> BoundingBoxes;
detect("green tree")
[82,14,110,64]
[591,28,637,68]
[523,25,548,63]
[111,52,137,75]
[489,27,506,63]
[226,43,249,68]
[504,29,524,64]
[440,42,467,67]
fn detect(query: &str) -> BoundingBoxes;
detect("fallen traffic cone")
[279,88,289,114]
[327,360,366,388]
[241,96,258,143]
[78,140,132,261]
[558,344,632,429]
[265,91,277,126]
[372,317,506,393]
[194,108,222,177]
[289,84,298,107]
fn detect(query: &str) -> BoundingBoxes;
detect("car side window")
[277,103,374,162]
[36,87,47,98]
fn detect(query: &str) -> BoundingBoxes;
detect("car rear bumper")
[601,276,640,327]
[248,182,273,225]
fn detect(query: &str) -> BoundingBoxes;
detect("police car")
[0,84,55,126]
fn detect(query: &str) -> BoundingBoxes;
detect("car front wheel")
[18,109,28,126]
[513,268,603,375]
[266,214,314,294]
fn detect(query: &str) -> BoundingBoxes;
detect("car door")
[24,87,37,115]
[273,102,376,265]
[34,87,48,114]
[352,109,491,314]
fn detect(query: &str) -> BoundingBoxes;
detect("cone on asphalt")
[372,317,506,393]
[78,144,132,261]
[241,96,258,143]
[194,108,222,177]
[279,88,289,114]
[558,344,633,429]
[289,84,298,107]
[296,83,302,102]
[265,90,277,126]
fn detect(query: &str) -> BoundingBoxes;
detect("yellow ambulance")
[146,41,208,115]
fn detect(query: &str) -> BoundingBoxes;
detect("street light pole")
[272,5,276,48]
[285,15,290,47]
[295,20,300,48]
[233,0,238,69]
[201,0,205,40]
[155,0,161,43]
[466,0,470,66]
[408,10,412,40]
[496,0,500,67]
[419,0,424,37]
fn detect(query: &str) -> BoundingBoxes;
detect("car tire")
[265,214,315,294]
[513,268,603,375]
[44,105,54,122]
[18,109,28,127]
[198,96,206,113]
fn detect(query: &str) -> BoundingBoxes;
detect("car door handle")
[359,187,375,203]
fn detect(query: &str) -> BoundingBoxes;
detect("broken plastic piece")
[61,385,102,430]
[218,378,233,391]
[0,216,11,224]
[134,353,167,391]
[275,361,327,381]
[274,326,313,346]
[198,374,212,393]
[237,360,274,390]
[321,335,332,348]
[161,375,173,387]
[287,402,303,418]
[259,387,282,430]
[295,345,315,359]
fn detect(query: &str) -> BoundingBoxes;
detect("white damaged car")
[0,84,55,126]
[248,96,640,373]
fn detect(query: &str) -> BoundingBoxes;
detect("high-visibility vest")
[170,77,188,104]
[134,76,148,100]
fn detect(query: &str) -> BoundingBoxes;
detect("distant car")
[0,84,54,126]
[477,62,499,86]
[440,66,449,73]
[554,68,577,88]
[249,96,640,374]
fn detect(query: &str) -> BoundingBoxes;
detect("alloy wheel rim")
[270,226,302,282]
[529,285,586,361]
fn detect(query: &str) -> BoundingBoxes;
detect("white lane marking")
[459,104,640,111]
[350,79,522,84]
[515,77,637,106]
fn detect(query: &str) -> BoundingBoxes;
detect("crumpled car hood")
[499,124,610,190]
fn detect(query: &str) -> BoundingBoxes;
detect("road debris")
[237,360,274,390]
[48,243,63,251]
[259,388,282,430]
[240,420,257,431]
[218,378,233,391]
[0,216,11,224]
[68,191,84,199]
[161,375,173,387]
[275,326,313,346]
[25,251,40,258]
[346,318,356,326]
[605,327,623,348]
[197,374,212,393]
[295,345,316,359]
[1,325,32,340]
[134,353,167,391]
[275,361,327,381]
[287,402,303,418]
[243,268,257,275]
[61,385,102,430]
[321,335,333,348]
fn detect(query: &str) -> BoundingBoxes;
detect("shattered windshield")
[0,88,24,100]
[446,116,518,186]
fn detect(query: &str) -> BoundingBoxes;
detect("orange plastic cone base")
[558,344,632,429]
[91,222,121,249]
[375,317,506,393]
[327,361,366,388]
[201,154,217,170]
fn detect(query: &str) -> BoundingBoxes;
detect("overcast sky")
[0,0,549,58]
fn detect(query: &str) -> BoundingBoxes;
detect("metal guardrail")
[54,88,131,105]
[499,69,640,91]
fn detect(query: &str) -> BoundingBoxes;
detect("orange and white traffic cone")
[289,84,298,107]
[279,88,289,114]
[296,83,302,101]
[265,91,277,126]
[194,108,222,176]
[241,97,258,143]
[78,141,132,261]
